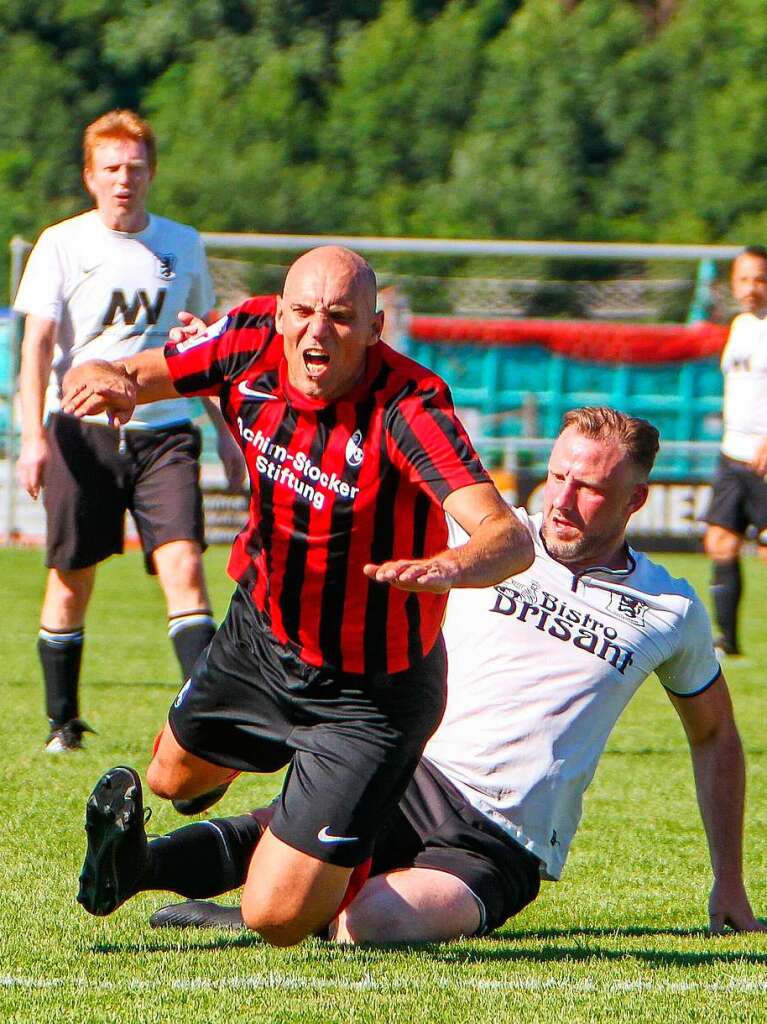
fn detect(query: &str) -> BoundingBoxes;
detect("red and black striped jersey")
[165,295,491,676]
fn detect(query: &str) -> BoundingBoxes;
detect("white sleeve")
[13,229,66,322]
[655,590,721,697]
[185,234,216,318]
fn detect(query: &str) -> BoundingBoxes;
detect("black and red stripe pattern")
[165,296,490,676]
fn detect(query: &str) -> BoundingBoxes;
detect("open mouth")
[303,350,330,376]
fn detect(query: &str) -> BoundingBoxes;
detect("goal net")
[3,232,740,547]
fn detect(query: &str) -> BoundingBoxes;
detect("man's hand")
[169,310,209,346]
[61,360,137,425]
[363,554,461,594]
[708,876,766,934]
[16,434,49,500]
[748,437,767,477]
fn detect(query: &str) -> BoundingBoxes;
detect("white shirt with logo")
[424,508,720,880]
[14,210,215,429]
[720,312,767,462]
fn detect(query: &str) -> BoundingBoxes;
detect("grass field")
[3,546,767,1023]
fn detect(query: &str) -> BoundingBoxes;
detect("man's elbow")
[506,520,534,575]
[520,531,535,572]
[689,717,743,754]
[487,522,534,585]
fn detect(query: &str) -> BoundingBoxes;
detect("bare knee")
[240,831,351,947]
[704,526,742,561]
[332,870,483,944]
[332,889,399,944]
[154,541,207,607]
[42,568,96,626]
[332,904,367,944]
[145,757,182,800]
[240,896,318,947]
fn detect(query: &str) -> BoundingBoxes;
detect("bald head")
[276,246,384,402]
[283,247,378,315]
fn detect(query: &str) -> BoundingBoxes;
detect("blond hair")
[561,406,659,478]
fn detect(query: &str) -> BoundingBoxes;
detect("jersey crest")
[345,429,365,468]
[607,591,649,626]
[156,253,177,280]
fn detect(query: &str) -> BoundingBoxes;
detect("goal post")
[4,231,739,546]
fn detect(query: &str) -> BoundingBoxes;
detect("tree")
[433,0,650,239]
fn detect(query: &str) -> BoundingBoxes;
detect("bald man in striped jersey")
[63,246,534,947]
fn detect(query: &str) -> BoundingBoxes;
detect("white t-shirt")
[424,509,720,881]
[720,312,767,462]
[14,210,215,429]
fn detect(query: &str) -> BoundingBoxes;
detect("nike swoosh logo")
[238,382,279,401]
[317,826,359,844]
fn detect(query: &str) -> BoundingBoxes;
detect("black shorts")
[702,453,767,542]
[370,758,541,935]
[44,412,206,574]
[168,587,448,868]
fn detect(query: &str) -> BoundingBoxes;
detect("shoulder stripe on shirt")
[386,399,480,502]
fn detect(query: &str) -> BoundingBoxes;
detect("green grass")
[2,548,767,1023]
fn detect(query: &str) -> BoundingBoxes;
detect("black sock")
[711,559,742,652]
[38,627,84,726]
[168,611,216,680]
[144,813,264,898]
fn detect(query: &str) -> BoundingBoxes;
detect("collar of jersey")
[568,548,638,592]
[92,208,154,240]
[537,525,638,593]
[278,343,383,412]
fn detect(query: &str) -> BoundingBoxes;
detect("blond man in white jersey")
[74,408,763,940]
[703,246,767,658]
[14,110,244,755]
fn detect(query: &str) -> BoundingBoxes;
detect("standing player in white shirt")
[75,407,763,939]
[703,246,767,658]
[14,109,244,754]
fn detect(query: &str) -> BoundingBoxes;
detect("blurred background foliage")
[3,0,767,299]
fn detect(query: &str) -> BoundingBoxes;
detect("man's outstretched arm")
[363,483,533,593]
[669,675,765,933]
[61,348,177,423]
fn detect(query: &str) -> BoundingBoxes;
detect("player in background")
[74,408,763,940]
[703,246,767,658]
[14,109,245,753]
[63,245,535,948]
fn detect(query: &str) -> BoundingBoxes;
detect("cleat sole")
[77,766,143,917]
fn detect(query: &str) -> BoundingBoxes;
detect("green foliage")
[647,0,767,241]
[436,0,651,239]
[7,0,767,302]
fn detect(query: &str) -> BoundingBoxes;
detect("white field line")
[4,974,767,995]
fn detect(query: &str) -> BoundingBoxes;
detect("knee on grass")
[240,900,322,948]
[145,760,197,801]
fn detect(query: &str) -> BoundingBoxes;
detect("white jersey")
[14,210,215,429]
[720,312,767,462]
[425,508,720,881]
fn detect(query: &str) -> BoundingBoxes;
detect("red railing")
[408,318,727,364]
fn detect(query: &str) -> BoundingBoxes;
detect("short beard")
[541,522,621,569]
